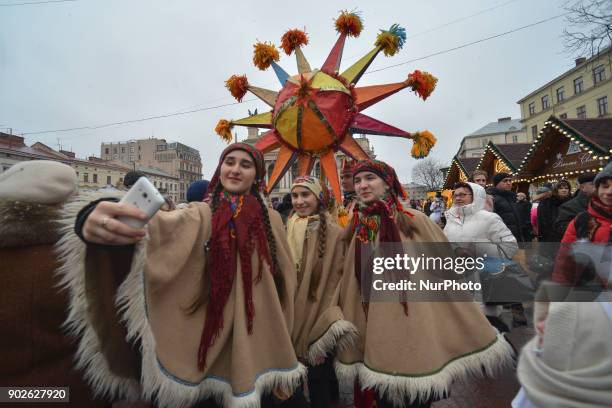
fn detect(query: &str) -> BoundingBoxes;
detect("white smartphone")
[118,177,165,228]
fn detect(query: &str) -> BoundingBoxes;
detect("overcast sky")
[1,0,578,181]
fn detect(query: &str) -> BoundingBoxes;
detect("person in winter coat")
[553,162,612,290]
[537,180,572,242]
[423,197,433,216]
[470,169,494,211]
[429,192,444,225]
[489,173,525,242]
[444,182,518,331]
[516,192,533,241]
[62,143,308,408]
[530,186,552,238]
[512,301,612,408]
[336,159,515,408]
[0,161,108,407]
[553,173,595,239]
[287,176,356,408]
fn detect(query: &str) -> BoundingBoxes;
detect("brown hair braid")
[252,187,285,300]
[308,207,327,301]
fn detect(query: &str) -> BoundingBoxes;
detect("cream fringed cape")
[287,214,357,366]
[335,209,515,405]
[55,196,306,408]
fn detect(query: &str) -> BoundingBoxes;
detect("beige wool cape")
[335,209,515,405]
[287,215,357,366]
[55,195,306,408]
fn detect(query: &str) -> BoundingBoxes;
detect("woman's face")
[452,187,473,207]
[291,186,319,217]
[354,171,389,204]
[219,150,257,195]
[473,174,487,187]
[558,184,570,198]
[597,179,612,207]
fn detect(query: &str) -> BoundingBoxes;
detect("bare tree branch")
[411,158,448,191]
[562,0,612,57]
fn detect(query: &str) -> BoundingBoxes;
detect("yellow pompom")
[215,119,234,144]
[253,41,280,70]
[411,130,436,158]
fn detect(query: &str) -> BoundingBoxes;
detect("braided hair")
[308,206,327,301]
[252,185,284,301]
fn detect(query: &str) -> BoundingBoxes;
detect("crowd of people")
[1,146,610,408]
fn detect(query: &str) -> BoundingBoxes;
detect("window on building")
[597,96,608,116]
[574,76,584,94]
[560,113,568,119]
[83,173,89,183]
[138,154,141,160]
[105,148,110,154]
[576,105,587,119]
[556,86,564,103]
[531,125,538,139]
[93,174,98,184]
[130,146,135,153]
[153,181,157,187]
[481,139,488,147]
[512,135,518,143]
[593,65,606,84]
[528,102,535,116]
[121,147,125,153]
[107,175,111,185]
[541,95,549,110]
[76,171,79,178]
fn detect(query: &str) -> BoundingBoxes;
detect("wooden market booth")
[474,141,531,192]
[514,116,611,193]
[442,156,480,190]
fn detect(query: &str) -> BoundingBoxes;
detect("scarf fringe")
[336,332,514,406]
[305,320,358,366]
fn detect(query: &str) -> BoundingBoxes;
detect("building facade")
[517,46,611,140]
[0,133,73,171]
[457,117,527,158]
[402,182,428,201]
[1,133,179,201]
[101,138,202,201]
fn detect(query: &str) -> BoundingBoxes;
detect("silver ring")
[101,216,110,229]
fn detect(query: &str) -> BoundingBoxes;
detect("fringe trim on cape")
[55,192,141,401]
[55,193,307,408]
[335,332,514,406]
[306,319,358,366]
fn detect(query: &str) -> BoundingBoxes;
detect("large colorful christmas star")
[215,11,438,201]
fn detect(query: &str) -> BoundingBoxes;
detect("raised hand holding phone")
[118,177,165,228]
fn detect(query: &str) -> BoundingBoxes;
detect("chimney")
[497,117,511,122]
[0,133,26,147]
[60,149,75,158]
[88,156,105,163]
[575,57,586,66]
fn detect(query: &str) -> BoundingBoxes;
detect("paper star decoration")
[216,10,438,201]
